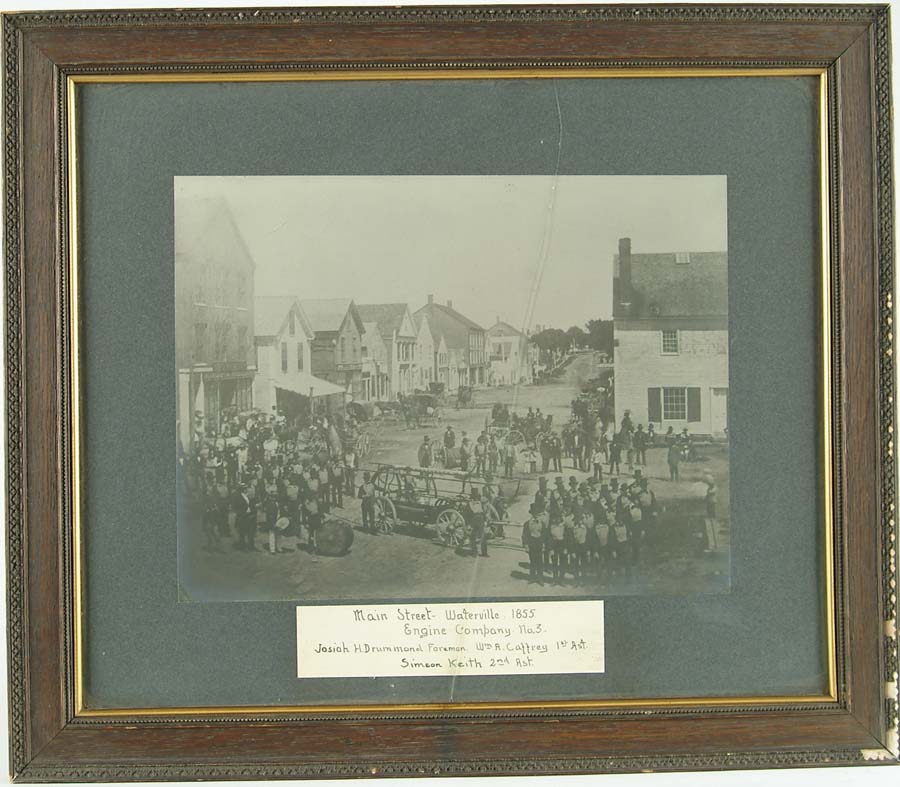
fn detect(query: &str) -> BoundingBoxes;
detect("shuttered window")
[653,386,702,422]
[662,387,687,420]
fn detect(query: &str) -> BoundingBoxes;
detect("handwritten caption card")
[296,600,605,678]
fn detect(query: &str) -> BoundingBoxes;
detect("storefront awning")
[274,373,347,399]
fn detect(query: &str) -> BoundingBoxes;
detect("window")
[193,323,207,362]
[663,387,687,420]
[236,326,247,360]
[675,252,691,265]
[656,386,702,422]
[281,342,288,373]
[289,311,296,336]
[212,273,224,307]
[661,329,679,354]
[361,344,369,359]
[340,337,346,361]
[220,323,232,360]
[297,343,303,371]
[193,267,206,304]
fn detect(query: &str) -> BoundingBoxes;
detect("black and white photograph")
[175,175,729,602]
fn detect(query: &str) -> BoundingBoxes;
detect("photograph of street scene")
[175,175,729,602]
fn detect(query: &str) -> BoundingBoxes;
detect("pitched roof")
[487,320,524,337]
[356,303,415,339]
[362,321,387,348]
[299,298,355,334]
[413,312,434,339]
[254,296,312,338]
[614,251,727,319]
[175,196,255,271]
[413,302,485,351]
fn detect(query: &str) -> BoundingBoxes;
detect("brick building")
[175,197,256,451]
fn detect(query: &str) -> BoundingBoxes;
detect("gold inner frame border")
[65,67,836,718]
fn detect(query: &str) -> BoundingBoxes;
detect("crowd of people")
[418,425,524,478]
[181,400,720,576]
[519,471,660,586]
[179,408,366,555]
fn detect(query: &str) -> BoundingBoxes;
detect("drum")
[315,518,354,556]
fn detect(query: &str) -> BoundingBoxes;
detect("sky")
[175,175,727,332]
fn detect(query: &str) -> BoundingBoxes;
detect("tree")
[585,318,614,355]
[566,325,588,349]
[530,328,570,364]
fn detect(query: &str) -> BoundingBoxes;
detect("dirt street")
[179,352,730,602]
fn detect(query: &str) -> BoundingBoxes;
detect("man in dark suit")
[231,485,257,551]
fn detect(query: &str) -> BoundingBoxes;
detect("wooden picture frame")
[3,3,898,781]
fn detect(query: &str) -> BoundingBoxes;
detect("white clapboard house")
[613,237,729,437]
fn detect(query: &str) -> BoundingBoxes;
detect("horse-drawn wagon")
[484,403,527,450]
[408,392,443,426]
[455,385,474,409]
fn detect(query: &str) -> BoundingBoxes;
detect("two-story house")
[175,196,256,451]
[414,313,436,389]
[300,298,365,401]
[252,296,345,424]
[414,296,486,388]
[487,319,534,386]
[361,321,391,402]
[434,334,452,390]
[613,237,729,437]
[355,303,419,397]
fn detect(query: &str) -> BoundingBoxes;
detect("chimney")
[447,299,453,309]
[496,315,500,324]
[618,237,632,312]
[427,294,434,305]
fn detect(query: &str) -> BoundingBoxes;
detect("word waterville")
[296,601,605,678]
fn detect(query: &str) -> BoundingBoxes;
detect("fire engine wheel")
[505,430,525,448]
[373,497,396,534]
[437,508,466,547]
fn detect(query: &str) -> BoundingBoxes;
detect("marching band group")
[182,403,718,575]
[521,472,659,586]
